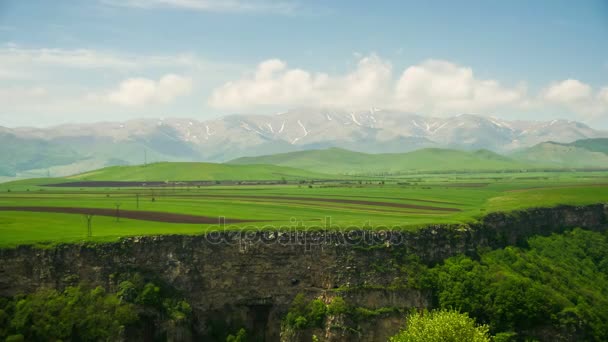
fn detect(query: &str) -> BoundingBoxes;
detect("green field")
[1,162,607,247]
[70,161,334,181]
[229,147,538,174]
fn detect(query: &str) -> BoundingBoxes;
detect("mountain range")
[1,109,607,179]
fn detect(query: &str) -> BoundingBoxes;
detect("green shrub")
[284,294,327,329]
[327,296,348,315]
[389,309,491,342]
[226,328,247,342]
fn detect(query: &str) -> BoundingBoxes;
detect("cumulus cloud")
[209,55,608,121]
[209,56,523,115]
[209,55,392,109]
[540,80,608,119]
[106,74,192,106]
[394,60,525,114]
[542,79,592,103]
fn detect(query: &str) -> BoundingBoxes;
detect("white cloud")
[600,87,608,104]
[101,0,296,14]
[209,56,523,115]
[0,86,48,106]
[209,55,608,121]
[106,74,192,106]
[209,55,392,109]
[0,44,215,75]
[542,79,592,103]
[540,80,608,119]
[394,60,525,115]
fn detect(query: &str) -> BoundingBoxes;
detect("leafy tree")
[389,309,491,342]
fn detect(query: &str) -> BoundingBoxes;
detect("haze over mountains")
[1,109,607,179]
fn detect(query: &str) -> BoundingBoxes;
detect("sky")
[0,0,607,128]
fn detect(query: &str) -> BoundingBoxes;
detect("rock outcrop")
[0,204,606,341]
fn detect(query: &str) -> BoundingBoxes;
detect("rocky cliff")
[0,204,606,341]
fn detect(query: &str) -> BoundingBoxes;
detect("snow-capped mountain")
[1,109,606,178]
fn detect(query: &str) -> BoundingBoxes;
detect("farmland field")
[0,166,607,247]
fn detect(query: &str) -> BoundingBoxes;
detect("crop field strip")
[0,206,255,224]
[0,192,457,220]
[1,170,608,246]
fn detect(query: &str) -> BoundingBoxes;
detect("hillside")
[512,138,608,168]
[229,147,535,174]
[1,113,605,182]
[70,162,333,181]
[0,132,83,177]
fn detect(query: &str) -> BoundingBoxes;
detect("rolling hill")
[69,162,333,181]
[229,147,536,174]
[512,138,608,168]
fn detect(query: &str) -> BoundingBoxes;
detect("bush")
[226,328,247,342]
[327,296,348,315]
[389,309,491,342]
[284,294,327,329]
[3,286,137,341]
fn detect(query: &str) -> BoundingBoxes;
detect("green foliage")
[117,280,138,302]
[427,229,608,340]
[493,331,517,342]
[118,276,192,323]
[327,296,348,315]
[4,334,24,342]
[308,299,327,326]
[389,309,491,342]
[284,294,327,329]
[136,282,161,307]
[0,286,137,341]
[226,328,247,342]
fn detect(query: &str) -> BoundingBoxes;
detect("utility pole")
[84,214,93,238]
[144,149,147,166]
[136,193,140,209]
[115,203,122,222]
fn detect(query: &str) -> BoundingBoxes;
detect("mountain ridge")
[1,110,606,179]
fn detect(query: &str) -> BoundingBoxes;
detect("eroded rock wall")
[0,204,606,341]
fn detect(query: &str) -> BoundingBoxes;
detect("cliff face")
[0,204,606,341]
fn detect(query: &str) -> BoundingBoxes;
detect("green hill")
[0,132,83,177]
[228,147,534,174]
[568,138,608,153]
[69,162,333,181]
[512,139,608,168]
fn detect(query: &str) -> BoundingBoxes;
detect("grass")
[228,147,539,174]
[0,169,607,247]
[70,161,334,181]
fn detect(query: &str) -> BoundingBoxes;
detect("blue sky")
[0,0,607,127]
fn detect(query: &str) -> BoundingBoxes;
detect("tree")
[389,309,491,342]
